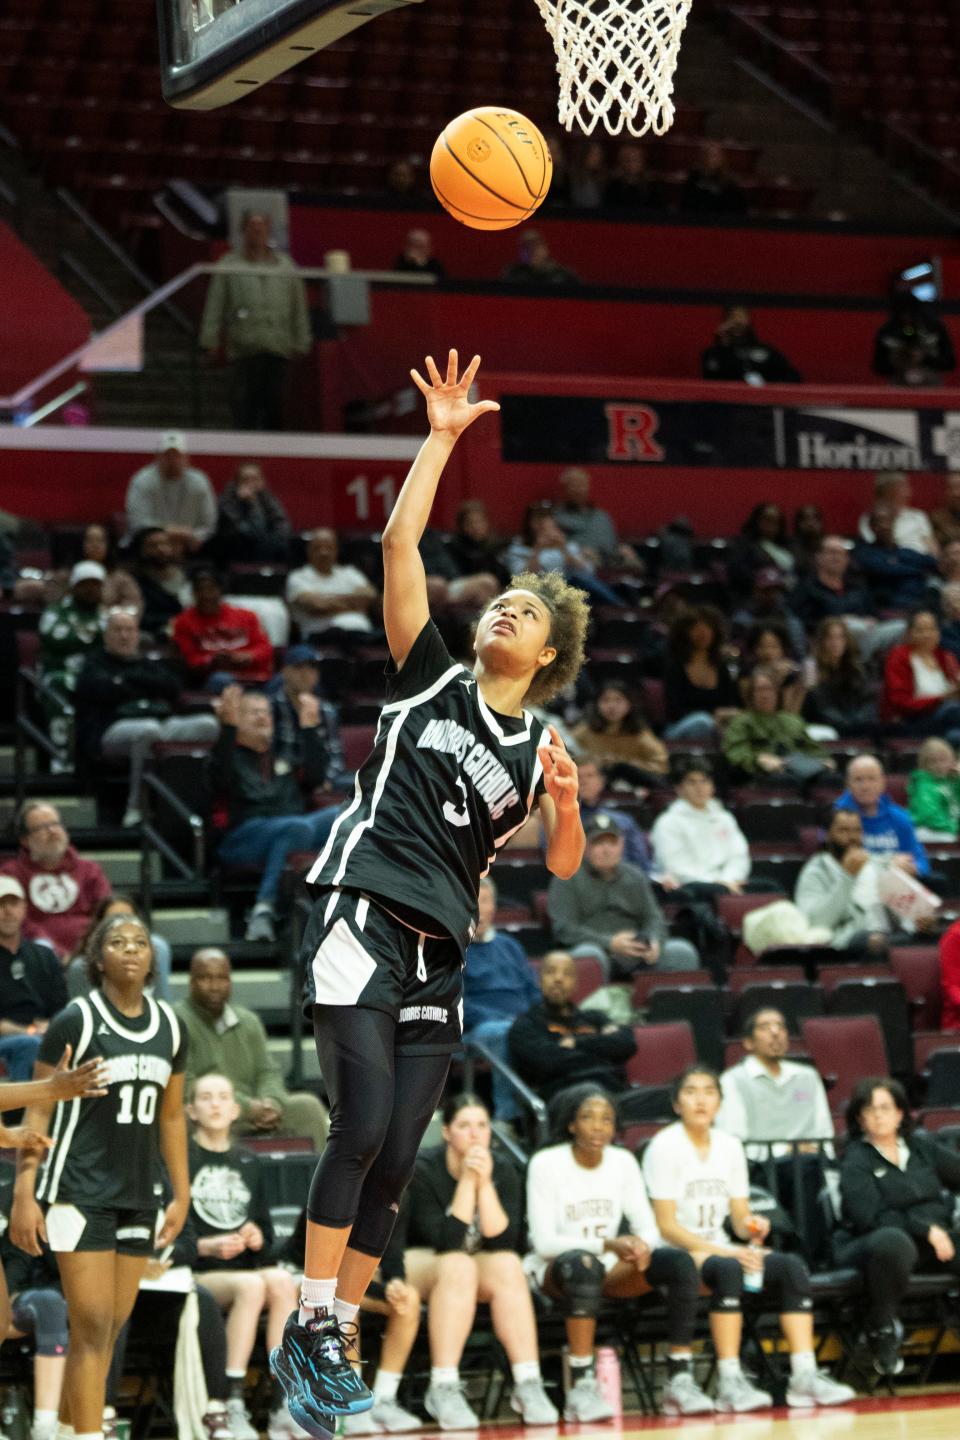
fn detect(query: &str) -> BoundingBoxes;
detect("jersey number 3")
[443,776,470,828]
[117,1084,158,1126]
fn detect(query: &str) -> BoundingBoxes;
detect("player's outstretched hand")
[46,1045,109,1102]
[0,1126,52,1157]
[538,726,579,813]
[10,1195,47,1257]
[156,1196,190,1249]
[410,350,500,439]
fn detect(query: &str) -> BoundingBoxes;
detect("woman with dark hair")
[375,1093,556,1431]
[644,1066,854,1413]
[66,897,173,1005]
[43,525,143,616]
[738,623,804,714]
[882,609,960,746]
[571,681,668,783]
[526,1084,712,1419]
[792,504,825,575]
[727,504,794,600]
[836,1076,960,1376]
[663,606,741,742]
[10,912,190,1440]
[803,618,880,737]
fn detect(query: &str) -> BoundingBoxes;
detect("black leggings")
[308,1006,452,1257]
[701,1251,811,1314]
[546,1245,701,1349]
[835,1226,960,1329]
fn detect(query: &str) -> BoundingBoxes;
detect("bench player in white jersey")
[11,915,190,1440]
[270,351,589,1437]
[643,1066,855,1413]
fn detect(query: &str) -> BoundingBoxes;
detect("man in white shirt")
[858,471,938,556]
[794,808,892,955]
[285,528,378,642]
[125,431,217,555]
[651,757,751,892]
[718,1007,834,1160]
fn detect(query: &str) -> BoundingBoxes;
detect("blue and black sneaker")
[270,1309,373,1439]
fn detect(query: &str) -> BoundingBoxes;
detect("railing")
[14,667,73,805]
[462,1036,549,1149]
[138,769,206,922]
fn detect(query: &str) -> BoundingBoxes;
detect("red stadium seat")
[626,1022,696,1087]
[890,946,942,1030]
[632,968,714,1009]
[802,1015,889,1112]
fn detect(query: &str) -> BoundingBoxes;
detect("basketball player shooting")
[270,350,589,1436]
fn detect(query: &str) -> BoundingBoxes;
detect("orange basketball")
[429,107,553,231]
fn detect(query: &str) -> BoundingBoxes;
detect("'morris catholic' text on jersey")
[307,622,550,953]
[37,991,187,1209]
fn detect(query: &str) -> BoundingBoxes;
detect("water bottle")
[742,1215,765,1293]
[594,1347,622,1419]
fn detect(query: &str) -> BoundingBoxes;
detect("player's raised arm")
[381,350,499,669]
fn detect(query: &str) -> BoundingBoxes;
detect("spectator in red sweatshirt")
[881,609,960,746]
[172,565,274,688]
[0,801,111,958]
[941,920,960,1031]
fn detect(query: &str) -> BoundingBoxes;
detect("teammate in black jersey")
[271,351,589,1437]
[11,914,191,1440]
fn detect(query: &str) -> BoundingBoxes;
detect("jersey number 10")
[117,1084,158,1126]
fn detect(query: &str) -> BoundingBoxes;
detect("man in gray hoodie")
[794,809,891,955]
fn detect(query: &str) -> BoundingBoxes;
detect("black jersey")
[306,621,550,954]
[188,1139,273,1272]
[36,991,186,1209]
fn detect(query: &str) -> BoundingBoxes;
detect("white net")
[534,0,694,138]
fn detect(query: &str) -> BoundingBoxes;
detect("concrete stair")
[88,849,160,887]
[151,905,231,946]
[168,967,290,1012]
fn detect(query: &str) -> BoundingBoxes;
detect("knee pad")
[703,1256,743,1315]
[14,1288,69,1356]
[552,1250,606,1318]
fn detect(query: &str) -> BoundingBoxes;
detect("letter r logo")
[604,403,664,461]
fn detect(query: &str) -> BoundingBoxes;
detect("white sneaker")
[509,1377,559,1425]
[245,905,276,942]
[226,1397,259,1440]
[369,1400,421,1433]
[342,1416,382,1436]
[200,1403,233,1440]
[714,1371,773,1413]
[661,1369,715,1416]
[563,1374,614,1423]
[268,1406,314,1439]
[423,1383,479,1431]
[122,807,142,828]
[786,1370,857,1408]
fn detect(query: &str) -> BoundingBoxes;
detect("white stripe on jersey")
[157,999,180,1059]
[475,685,534,746]
[332,706,408,885]
[40,997,94,1204]
[484,726,549,866]
[89,989,161,1044]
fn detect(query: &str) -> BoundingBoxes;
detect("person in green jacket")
[722,668,834,785]
[908,736,960,840]
[199,211,312,432]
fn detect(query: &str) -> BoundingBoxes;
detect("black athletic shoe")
[269,1309,373,1436]
[866,1323,904,1376]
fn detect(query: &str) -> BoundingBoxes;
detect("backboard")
[157,0,425,110]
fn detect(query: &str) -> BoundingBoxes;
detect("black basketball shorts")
[301,887,464,1055]
[44,1203,160,1256]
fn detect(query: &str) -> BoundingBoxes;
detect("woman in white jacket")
[650,758,751,893]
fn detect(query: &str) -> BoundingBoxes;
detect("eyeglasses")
[26,820,63,835]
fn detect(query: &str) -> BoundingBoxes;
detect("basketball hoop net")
[534,0,693,138]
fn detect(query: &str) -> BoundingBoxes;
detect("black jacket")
[207,723,329,828]
[840,1132,960,1243]
[508,1001,636,1100]
[381,1145,524,1281]
[74,648,182,760]
[0,939,68,1025]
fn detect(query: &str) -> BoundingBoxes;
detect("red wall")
[0,221,90,398]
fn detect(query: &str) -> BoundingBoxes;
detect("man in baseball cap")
[266,645,353,790]
[125,431,217,556]
[0,872,69,1080]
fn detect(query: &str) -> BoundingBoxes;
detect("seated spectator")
[835,754,930,878]
[393,227,446,279]
[128,526,188,639]
[0,876,68,1081]
[66,894,173,1003]
[681,141,746,216]
[285,528,378,643]
[882,608,960,745]
[574,758,652,870]
[727,503,795,599]
[38,561,105,705]
[937,581,960,660]
[718,1007,833,1160]
[737,622,805,714]
[858,472,938,556]
[569,141,608,210]
[930,471,960,548]
[0,1166,69,1440]
[650,757,750,894]
[177,948,328,1149]
[791,504,825,576]
[872,294,955,388]
[604,143,663,210]
[447,500,509,589]
[835,1077,960,1376]
[266,645,352,791]
[940,919,960,1030]
[125,432,217,555]
[417,528,500,611]
[547,813,699,979]
[701,306,801,385]
[505,504,623,608]
[208,685,339,941]
[501,228,579,285]
[554,465,641,571]
[803,618,880,737]
[43,523,142,615]
[908,737,960,840]
[644,1067,855,1411]
[212,462,291,565]
[733,570,806,661]
[722,669,833,788]
[790,537,871,631]
[663,604,741,742]
[794,810,892,956]
[571,683,668,786]
[75,608,218,827]
[508,950,635,1101]
[186,1072,304,1438]
[937,537,960,587]
[0,802,111,959]
[173,567,274,689]
[463,878,540,1121]
[383,157,421,201]
[525,1086,713,1420]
